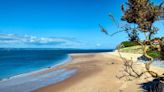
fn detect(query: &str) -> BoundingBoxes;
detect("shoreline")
[34,52,142,92]
[0,52,112,92]
[0,55,77,92]
[0,55,72,82]
[1,51,164,92]
[34,51,164,92]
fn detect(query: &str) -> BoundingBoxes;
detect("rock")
[138,55,151,61]
[141,79,164,92]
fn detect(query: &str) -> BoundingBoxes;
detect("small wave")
[0,54,71,81]
[0,68,77,92]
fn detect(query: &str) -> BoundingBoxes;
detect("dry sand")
[33,52,164,92]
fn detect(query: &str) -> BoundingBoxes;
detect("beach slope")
[34,52,144,92]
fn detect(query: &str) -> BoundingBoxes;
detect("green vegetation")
[101,0,163,84]
[119,46,143,54]
[120,41,139,48]
[121,0,163,40]
[160,38,164,60]
[117,0,164,91]
[147,51,161,58]
[119,42,164,60]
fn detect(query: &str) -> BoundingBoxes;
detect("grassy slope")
[120,45,161,58]
[119,45,143,54]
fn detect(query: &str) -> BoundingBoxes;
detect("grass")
[120,41,139,48]
[119,45,143,54]
[147,51,161,58]
[120,45,161,59]
[119,40,162,60]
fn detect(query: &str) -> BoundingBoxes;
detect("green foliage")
[121,25,139,42]
[160,38,164,60]
[121,0,163,40]
[147,51,161,58]
[120,41,139,48]
[119,46,143,54]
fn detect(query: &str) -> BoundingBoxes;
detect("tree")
[121,0,163,40]
[121,0,163,58]
[118,0,164,91]
[160,37,164,60]
[107,14,140,42]
[101,0,164,91]
[121,25,139,42]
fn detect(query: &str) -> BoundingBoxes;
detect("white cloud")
[0,34,82,48]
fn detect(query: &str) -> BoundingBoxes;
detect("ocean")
[0,48,113,80]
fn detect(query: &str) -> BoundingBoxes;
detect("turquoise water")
[0,69,77,92]
[0,48,113,80]
[0,49,69,80]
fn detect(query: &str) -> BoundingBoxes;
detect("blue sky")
[0,0,163,49]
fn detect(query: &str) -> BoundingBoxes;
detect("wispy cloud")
[0,34,82,48]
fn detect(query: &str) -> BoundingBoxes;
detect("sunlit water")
[0,48,113,92]
[0,48,113,80]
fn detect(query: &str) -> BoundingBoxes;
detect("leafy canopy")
[121,0,163,33]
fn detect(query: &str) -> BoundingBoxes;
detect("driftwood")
[116,41,164,92]
[100,1,164,91]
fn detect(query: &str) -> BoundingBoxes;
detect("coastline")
[34,51,164,92]
[1,51,164,92]
[0,55,76,92]
[0,55,72,82]
[34,52,143,92]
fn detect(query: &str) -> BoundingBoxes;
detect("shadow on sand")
[140,79,164,92]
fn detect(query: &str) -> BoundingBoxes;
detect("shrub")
[148,46,161,59]
[147,51,161,58]
[160,38,164,60]
[120,41,139,48]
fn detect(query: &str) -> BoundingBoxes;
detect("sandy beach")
[33,51,161,92]
[1,0,163,91]
[1,51,163,92]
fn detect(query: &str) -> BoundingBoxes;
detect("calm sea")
[0,48,113,80]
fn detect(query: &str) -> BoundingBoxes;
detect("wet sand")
[34,52,150,92]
